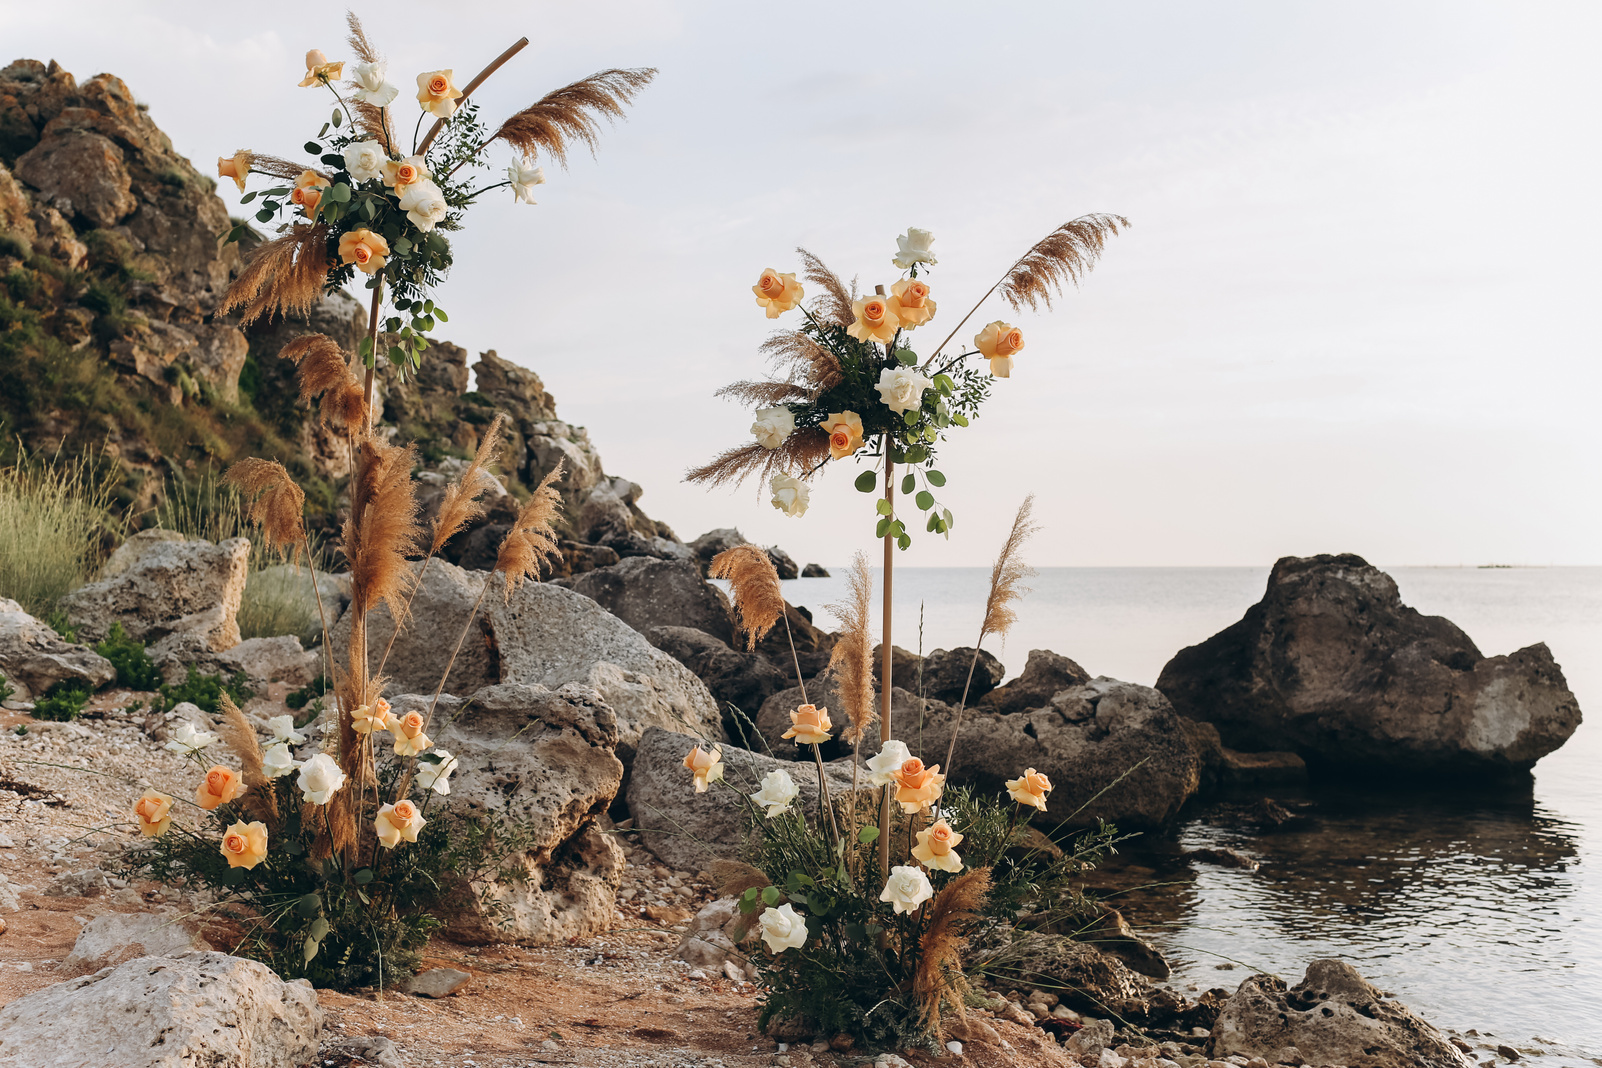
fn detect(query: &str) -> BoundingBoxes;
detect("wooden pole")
[416,37,530,157]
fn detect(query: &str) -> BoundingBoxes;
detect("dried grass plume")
[431,412,506,554]
[796,247,855,327]
[709,545,785,651]
[685,426,830,491]
[277,334,366,432]
[981,495,1038,641]
[493,68,656,168]
[344,12,397,148]
[495,459,566,601]
[218,693,278,828]
[999,213,1128,312]
[826,552,875,745]
[219,223,331,327]
[345,439,421,620]
[223,458,306,558]
[914,867,992,1034]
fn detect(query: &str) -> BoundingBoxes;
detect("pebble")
[945,1039,963,1055]
[1497,1046,1521,1062]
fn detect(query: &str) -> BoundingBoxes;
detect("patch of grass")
[95,622,160,690]
[0,675,13,703]
[158,664,253,714]
[33,681,91,721]
[0,449,123,620]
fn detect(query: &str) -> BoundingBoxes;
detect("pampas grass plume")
[431,412,506,554]
[709,545,785,651]
[914,867,992,1034]
[494,459,566,601]
[277,334,366,432]
[826,552,875,745]
[223,458,305,559]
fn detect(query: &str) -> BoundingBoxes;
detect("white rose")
[164,722,218,754]
[769,473,809,518]
[415,749,460,795]
[341,139,387,184]
[398,178,449,231]
[261,742,300,779]
[296,752,347,806]
[880,864,934,915]
[265,714,305,745]
[749,769,799,818]
[892,228,937,270]
[750,406,795,450]
[875,366,934,415]
[350,60,399,106]
[758,903,808,953]
[507,157,546,205]
[866,739,912,787]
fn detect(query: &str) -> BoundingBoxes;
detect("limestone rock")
[970,931,1153,1020]
[100,527,186,578]
[0,951,322,1068]
[14,129,137,227]
[1211,959,1472,1068]
[202,635,318,689]
[674,898,758,981]
[64,912,210,974]
[573,556,735,646]
[0,595,115,701]
[646,625,790,726]
[981,649,1092,715]
[404,967,472,999]
[765,545,799,580]
[320,1035,405,1068]
[920,646,1006,705]
[1157,554,1583,776]
[61,535,247,652]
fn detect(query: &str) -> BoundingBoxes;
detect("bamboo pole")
[877,435,895,881]
[416,38,530,157]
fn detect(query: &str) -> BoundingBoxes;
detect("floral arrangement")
[122,14,651,988]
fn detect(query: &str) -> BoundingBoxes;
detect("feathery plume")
[760,329,843,394]
[345,10,380,62]
[494,459,566,601]
[431,413,505,554]
[491,68,656,168]
[999,214,1128,312]
[344,439,421,621]
[684,426,830,490]
[219,223,332,327]
[981,495,1037,641]
[218,693,278,827]
[711,860,771,899]
[714,379,813,408]
[222,458,306,558]
[914,867,992,1034]
[826,553,875,745]
[709,545,786,651]
[277,334,366,432]
[795,247,855,327]
[245,154,326,182]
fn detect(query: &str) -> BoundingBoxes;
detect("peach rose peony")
[752,269,804,318]
[195,766,245,811]
[891,757,944,814]
[1005,767,1053,810]
[911,818,964,873]
[846,294,901,345]
[216,151,250,193]
[221,821,269,869]
[822,411,865,460]
[381,155,429,195]
[351,699,394,736]
[375,800,427,849]
[391,710,432,757]
[299,50,344,88]
[416,69,464,118]
[338,229,390,275]
[289,170,329,219]
[683,744,724,793]
[133,789,173,837]
[781,703,833,746]
[974,320,1025,378]
[888,278,936,328]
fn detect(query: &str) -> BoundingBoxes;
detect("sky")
[7,1,1600,567]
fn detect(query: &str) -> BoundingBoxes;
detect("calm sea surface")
[771,566,1602,1063]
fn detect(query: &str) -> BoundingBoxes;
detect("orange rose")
[822,410,864,460]
[974,320,1025,378]
[911,818,964,873]
[416,69,464,118]
[216,150,250,193]
[220,821,269,869]
[888,278,936,328]
[780,704,833,746]
[846,294,901,345]
[683,745,723,793]
[375,800,427,849]
[891,757,944,814]
[351,699,394,736]
[133,789,173,838]
[289,170,330,219]
[392,709,432,757]
[338,229,390,275]
[381,155,430,196]
[1005,767,1053,810]
[298,50,344,88]
[752,268,804,318]
[195,765,245,811]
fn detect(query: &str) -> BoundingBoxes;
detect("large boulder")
[59,535,248,656]
[969,930,1155,1020]
[980,649,1092,715]
[14,129,137,228]
[388,683,624,944]
[0,596,114,701]
[646,625,790,727]
[64,912,210,974]
[572,556,736,646]
[765,545,799,580]
[0,951,322,1068]
[688,527,749,571]
[1211,959,1472,1068]
[1157,554,1583,776]
[920,646,1006,705]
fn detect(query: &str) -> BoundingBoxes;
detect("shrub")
[0,675,13,703]
[33,681,91,721]
[285,675,331,712]
[95,622,161,690]
[159,665,254,714]
[0,449,123,619]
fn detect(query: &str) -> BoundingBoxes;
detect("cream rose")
[781,704,833,746]
[341,140,387,184]
[266,715,306,745]
[398,178,449,232]
[164,722,217,754]
[381,155,430,194]
[752,268,804,318]
[769,473,809,518]
[891,757,944,814]
[338,229,390,275]
[508,157,546,204]
[880,864,934,914]
[892,228,936,270]
[846,294,901,344]
[911,818,964,873]
[750,769,799,818]
[758,902,808,953]
[416,749,460,795]
[375,800,427,849]
[865,739,912,786]
[822,411,864,460]
[888,278,936,328]
[261,742,300,780]
[751,406,796,450]
[299,49,344,88]
[1005,767,1053,810]
[195,765,245,811]
[351,699,394,736]
[220,821,269,869]
[216,150,250,193]
[974,320,1024,378]
[875,366,934,415]
[133,790,173,838]
[297,753,347,806]
[350,60,399,106]
[683,744,723,793]
[416,69,464,118]
[391,710,432,757]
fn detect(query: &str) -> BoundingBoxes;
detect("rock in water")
[800,563,830,578]
[60,536,248,657]
[765,546,799,580]
[0,596,115,701]
[1211,959,1472,1068]
[1157,554,1582,776]
[0,951,322,1068]
[919,646,1006,704]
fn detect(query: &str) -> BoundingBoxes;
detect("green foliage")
[33,680,91,721]
[159,665,254,714]
[0,675,13,703]
[0,448,124,619]
[285,675,331,713]
[95,622,161,690]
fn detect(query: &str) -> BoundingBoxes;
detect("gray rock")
[674,898,758,981]
[1066,1018,1116,1057]
[0,596,115,702]
[46,868,108,898]
[61,535,248,652]
[329,559,494,699]
[99,528,186,578]
[1157,554,1584,776]
[920,647,1006,705]
[322,1035,406,1068]
[970,930,1153,1020]
[572,556,736,646]
[0,951,322,1068]
[190,635,318,690]
[765,546,799,580]
[1211,958,1472,1068]
[800,563,830,578]
[646,626,790,728]
[65,912,210,974]
[689,527,749,570]
[980,649,1092,715]
[405,967,472,998]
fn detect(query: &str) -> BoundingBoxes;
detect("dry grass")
[684,426,830,490]
[826,552,875,746]
[219,693,278,828]
[221,458,305,559]
[709,545,785,651]
[0,450,123,620]
[344,439,421,620]
[218,223,332,327]
[999,214,1129,312]
[492,68,656,168]
[981,495,1038,640]
[242,154,321,182]
[278,334,366,433]
[914,867,992,1035]
[796,247,855,327]
[344,12,396,149]
[431,412,505,554]
[495,459,565,600]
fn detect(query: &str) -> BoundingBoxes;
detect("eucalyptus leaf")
[761,886,781,907]
[875,517,890,539]
[915,491,935,510]
[303,935,320,963]
[934,373,955,394]
[898,534,911,550]
[902,409,920,427]
[435,308,449,323]
[353,868,375,886]
[953,413,970,426]
[896,349,917,366]
[303,141,322,154]
[858,825,880,844]
[240,190,258,204]
[296,893,321,918]
[855,471,878,493]
[927,470,946,487]
[331,108,343,127]
[901,474,915,494]
[875,499,892,516]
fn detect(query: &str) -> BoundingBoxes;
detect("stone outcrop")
[0,595,114,701]
[765,546,799,580]
[64,912,210,974]
[646,625,790,727]
[980,649,1092,715]
[1157,554,1583,776]
[573,556,736,646]
[60,535,247,656]
[688,527,748,572]
[968,930,1156,1021]
[0,951,322,1068]
[1211,959,1473,1068]
[920,646,1006,705]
